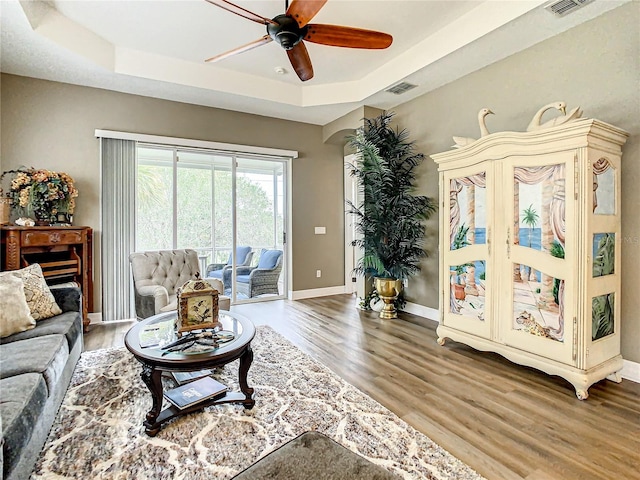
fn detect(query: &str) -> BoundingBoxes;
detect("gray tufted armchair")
[129,249,230,320]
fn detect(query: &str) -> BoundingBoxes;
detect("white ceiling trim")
[368,0,546,86]
[4,0,629,125]
[24,0,114,70]
[114,48,302,106]
[94,129,299,159]
[20,0,547,109]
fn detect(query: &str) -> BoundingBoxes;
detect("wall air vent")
[385,82,417,95]
[545,0,594,17]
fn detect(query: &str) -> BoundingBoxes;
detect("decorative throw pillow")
[0,264,62,320]
[0,274,36,338]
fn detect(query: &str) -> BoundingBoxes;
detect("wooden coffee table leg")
[140,364,164,436]
[238,345,255,409]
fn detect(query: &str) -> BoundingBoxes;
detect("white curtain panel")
[100,137,136,321]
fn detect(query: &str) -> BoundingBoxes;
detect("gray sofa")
[0,287,83,480]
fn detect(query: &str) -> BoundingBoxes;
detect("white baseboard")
[290,285,350,300]
[621,359,640,383]
[402,302,439,322]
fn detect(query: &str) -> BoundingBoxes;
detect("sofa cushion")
[0,373,48,480]
[49,286,82,314]
[0,264,62,321]
[0,335,69,395]
[0,311,82,352]
[0,274,36,338]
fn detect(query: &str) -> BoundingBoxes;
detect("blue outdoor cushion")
[257,250,282,269]
[227,246,252,265]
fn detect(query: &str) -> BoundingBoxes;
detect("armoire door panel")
[442,164,492,340]
[499,153,575,364]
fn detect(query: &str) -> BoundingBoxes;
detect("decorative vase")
[0,198,9,225]
[374,277,403,319]
[33,211,52,226]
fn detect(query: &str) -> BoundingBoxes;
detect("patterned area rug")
[32,326,484,480]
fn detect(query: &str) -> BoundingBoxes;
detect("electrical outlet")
[316,270,322,278]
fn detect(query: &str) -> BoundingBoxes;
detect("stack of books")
[171,369,212,385]
[164,376,228,410]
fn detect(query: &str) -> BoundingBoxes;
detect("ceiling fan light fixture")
[276,31,302,49]
[205,0,393,82]
[267,14,306,50]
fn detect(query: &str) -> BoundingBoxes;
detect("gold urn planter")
[374,277,403,319]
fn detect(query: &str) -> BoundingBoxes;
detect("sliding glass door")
[234,157,286,299]
[136,145,287,304]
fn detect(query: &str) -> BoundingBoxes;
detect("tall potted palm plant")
[347,112,436,318]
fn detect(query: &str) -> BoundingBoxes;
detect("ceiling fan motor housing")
[267,14,307,50]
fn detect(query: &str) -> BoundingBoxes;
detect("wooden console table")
[1,226,93,332]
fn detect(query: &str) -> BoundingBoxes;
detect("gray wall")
[393,2,639,363]
[0,75,345,310]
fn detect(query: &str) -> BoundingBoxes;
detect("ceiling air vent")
[385,82,417,95]
[545,0,594,17]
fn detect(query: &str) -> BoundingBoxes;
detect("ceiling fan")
[203,0,393,82]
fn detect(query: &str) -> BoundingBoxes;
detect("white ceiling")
[0,0,629,125]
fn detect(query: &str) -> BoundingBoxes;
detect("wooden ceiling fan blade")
[286,41,314,81]
[204,0,277,25]
[286,0,328,27]
[304,24,392,49]
[205,35,272,63]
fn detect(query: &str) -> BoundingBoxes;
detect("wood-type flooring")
[84,294,640,480]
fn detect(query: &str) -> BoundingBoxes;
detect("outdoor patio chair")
[205,246,253,289]
[235,249,283,298]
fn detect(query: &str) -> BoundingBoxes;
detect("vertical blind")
[100,137,136,321]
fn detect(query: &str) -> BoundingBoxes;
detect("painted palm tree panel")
[448,174,487,320]
[592,158,615,215]
[513,164,565,259]
[512,164,566,323]
[592,293,615,340]
[512,263,564,342]
[449,174,486,250]
[593,233,615,277]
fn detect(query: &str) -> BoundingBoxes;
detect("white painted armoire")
[432,118,627,399]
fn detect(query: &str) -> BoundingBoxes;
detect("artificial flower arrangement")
[0,167,78,224]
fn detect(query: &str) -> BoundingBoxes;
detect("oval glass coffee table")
[125,310,256,436]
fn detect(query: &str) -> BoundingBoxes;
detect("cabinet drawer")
[21,230,83,246]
